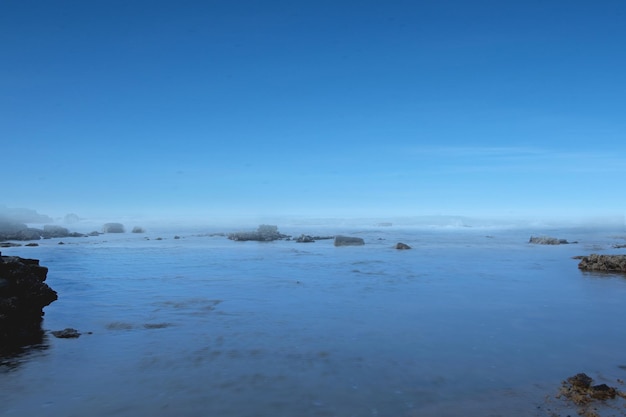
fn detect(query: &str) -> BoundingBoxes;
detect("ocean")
[1,223,626,417]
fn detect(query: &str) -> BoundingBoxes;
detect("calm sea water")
[1,225,626,417]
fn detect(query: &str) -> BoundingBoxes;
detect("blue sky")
[2,1,625,223]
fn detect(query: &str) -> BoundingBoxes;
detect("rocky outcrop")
[529,236,572,245]
[0,222,84,241]
[577,254,626,272]
[334,236,365,246]
[558,372,625,416]
[228,225,289,242]
[0,252,58,354]
[395,242,411,250]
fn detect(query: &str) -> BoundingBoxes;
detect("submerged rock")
[577,254,626,272]
[0,252,58,354]
[334,236,365,246]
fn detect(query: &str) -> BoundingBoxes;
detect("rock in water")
[0,252,58,354]
[334,236,365,246]
[51,328,81,339]
[577,254,626,272]
[529,236,570,245]
[395,242,411,250]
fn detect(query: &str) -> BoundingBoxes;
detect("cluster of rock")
[227,225,289,242]
[577,254,626,272]
[529,236,572,245]
[0,222,84,242]
[0,252,57,354]
[226,225,414,250]
[558,372,625,416]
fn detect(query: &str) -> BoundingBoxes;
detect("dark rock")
[567,373,593,389]
[334,236,365,246]
[0,242,21,248]
[589,384,617,400]
[131,226,145,233]
[51,328,81,339]
[296,234,315,243]
[395,242,411,250]
[529,236,570,245]
[87,231,101,236]
[174,235,180,239]
[103,223,125,233]
[25,243,39,247]
[0,252,57,355]
[613,244,626,249]
[577,254,626,272]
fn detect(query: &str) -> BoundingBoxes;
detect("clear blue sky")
[2,1,625,223]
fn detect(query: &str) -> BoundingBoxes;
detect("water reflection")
[0,333,49,370]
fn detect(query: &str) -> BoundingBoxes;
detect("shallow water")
[1,226,626,416]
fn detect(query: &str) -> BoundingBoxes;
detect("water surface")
[1,226,626,416]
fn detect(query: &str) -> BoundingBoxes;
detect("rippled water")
[1,226,626,417]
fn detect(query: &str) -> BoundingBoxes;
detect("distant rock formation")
[0,222,84,242]
[131,226,145,233]
[228,225,289,242]
[529,236,572,245]
[334,236,365,246]
[395,242,411,250]
[0,206,53,224]
[102,223,125,233]
[577,254,626,272]
[0,252,58,355]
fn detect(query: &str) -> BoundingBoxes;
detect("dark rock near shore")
[0,252,58,355]
[395,242,411,250]
[334,236,365,246]
[558,372,623,413]
[51,328,81,339]
[577,254,626,272]
[529,236,572,245]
